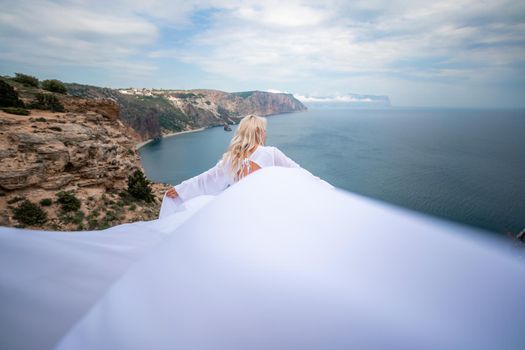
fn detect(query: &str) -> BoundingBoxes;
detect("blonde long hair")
[219,115,267,181]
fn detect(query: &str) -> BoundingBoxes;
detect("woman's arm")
[169,160,231,202]
[272,147,301,168]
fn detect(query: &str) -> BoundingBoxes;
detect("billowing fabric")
[0,195,213,350]
[160,145,333,219]
[50,167,524,350]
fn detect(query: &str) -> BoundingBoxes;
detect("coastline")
[134,110,307,150]
[135,127,207,150]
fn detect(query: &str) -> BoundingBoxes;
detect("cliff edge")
[0,77,169,230]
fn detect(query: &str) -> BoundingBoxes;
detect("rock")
[0,164,45,190]
[0,209,10,226]
[65,82,306,141]
[60,96,119,120]
[39,174,74,190]
[0,97,142,193]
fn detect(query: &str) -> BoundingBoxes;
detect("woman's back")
[172,145,302,202]
[245,145,301,168]
[162,115,332,219]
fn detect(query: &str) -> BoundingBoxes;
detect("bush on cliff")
[39,198,53,206]
[41,79,67,94]
[13,200,48,226]
[0,80,25,108]
[12,73,39,87]
[1,107,30,115]
[56,191,81,212]
[127,169,155,203]
[31,93,65,112]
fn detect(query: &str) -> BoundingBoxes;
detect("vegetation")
[13,200,48,226]
[127,169,155,202]
[41,79,67,94]
[1,107,30,115]
[173,92,197,99]
[232,91,256,98]
[12,73,39,87]
[58,210,84,225]
[217,105,230,117]
[0,80,25,108]
[31,93,65,112]
[39,198,53,206]
[56,191,81,212]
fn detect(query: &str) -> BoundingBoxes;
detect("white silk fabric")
[0,167,524,350]
[58,167,525,350]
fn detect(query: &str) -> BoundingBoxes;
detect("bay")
[139,108,525,235]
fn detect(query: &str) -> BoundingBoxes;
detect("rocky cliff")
[66,84,307,141]
[0,77,170,230]
[0,74,305,231]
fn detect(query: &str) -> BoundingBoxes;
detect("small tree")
[12,73,39,87]
[0,80,25,108]
[13,200,48,226]
[32,93,65,112]
[56,191,81,212]
[41,79,67,94]
[127,169,154,202]
[39,198,53,206]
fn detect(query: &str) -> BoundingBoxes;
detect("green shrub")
[32,93,64,112]
[173,92,197,99]
[39,198,53,206]
[41,79,67,94]
[56,191,81,212]
[13,200,48,226]
[58,210,84,225]
[127,169,154,203]
[87,218,99,230]
[0,80,25,108]
[12,73,39,87]
[1,107,30,115]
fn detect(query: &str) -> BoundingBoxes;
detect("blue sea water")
[139,108,525,235]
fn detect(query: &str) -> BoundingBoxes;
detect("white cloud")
[266,89,291,94]
[0,0,159,76]
[295,94,381,103]
[0,0,523,106]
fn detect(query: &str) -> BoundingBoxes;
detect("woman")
[163,114,331,208]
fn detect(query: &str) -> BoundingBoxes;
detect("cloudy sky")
[0,0,524,107]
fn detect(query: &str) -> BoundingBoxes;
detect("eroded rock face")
[0,103,140,192]
[60,96,119,120]
[65,83,307,141]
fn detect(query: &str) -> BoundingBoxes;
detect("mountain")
[65,84,307,140]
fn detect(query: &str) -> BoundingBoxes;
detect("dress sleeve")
[174,160,231,201]
[272,147,335,190]
[272,147,301,168]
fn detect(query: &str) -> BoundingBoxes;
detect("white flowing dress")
[159,145,334,219]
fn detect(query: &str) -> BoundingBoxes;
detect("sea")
[139,108,525,236]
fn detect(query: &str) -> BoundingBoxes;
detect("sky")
[0,0,524,108]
